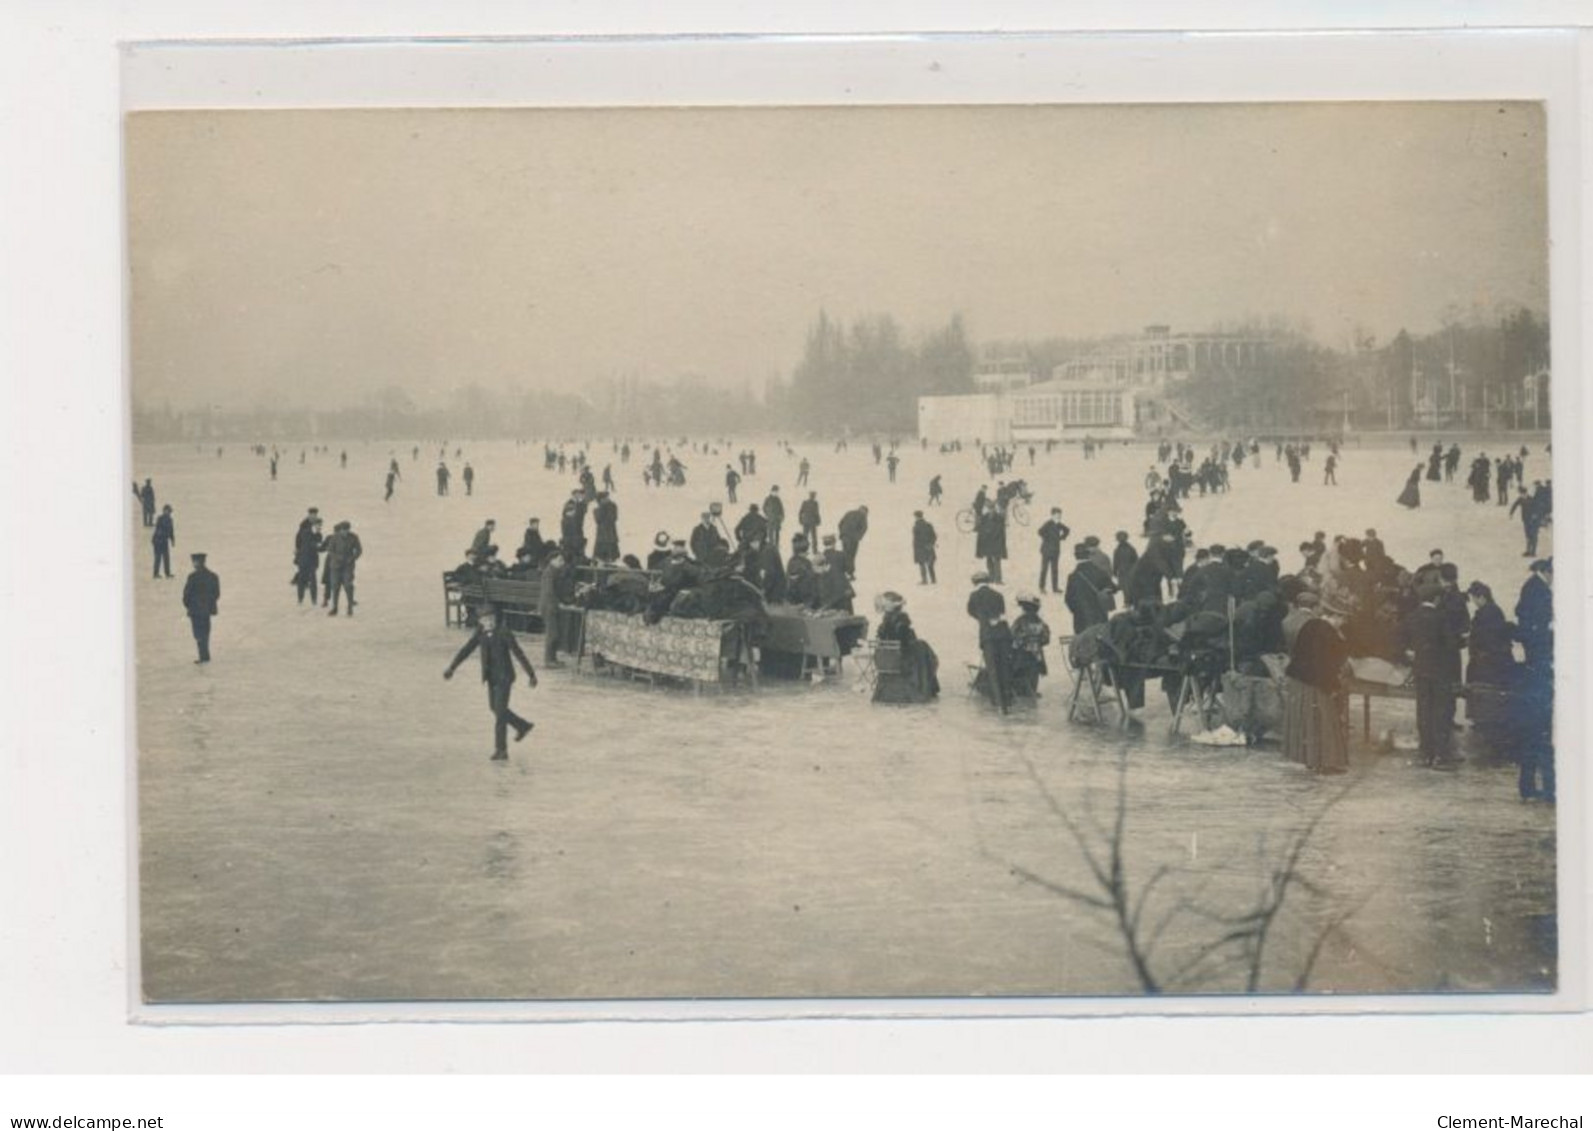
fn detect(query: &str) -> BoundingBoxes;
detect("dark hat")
[1115,530,1129,540]
[528,517,540,525]
[1245,540,1264,552]
[162,504,172,512]
[1084,535,1101,547]
[791,535,809,550]
[1073,544,1091,560]
[822,534,837,545]
[190,552,206,562]
[913,510,923,518]
[770,485,780,492]
[307,507,319,514]
[484,518,496,525]
[1530,558,1552,574]
[1438,563,1459,582]
[670,539,687,550]
[1466,581,1492,599]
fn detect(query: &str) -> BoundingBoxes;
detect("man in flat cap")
[325,520,363,616]
[181,552,220,664]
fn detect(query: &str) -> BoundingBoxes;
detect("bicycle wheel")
[1010,500,1030,527]
[955,508,976,535]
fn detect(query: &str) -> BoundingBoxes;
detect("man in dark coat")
[798,491,821,552]
[138,478,156,526]
[293,512,323,604]
[1400,580,1464,768]
[470,519,497,559]
[724,464,741,503]
[785,536,820,609]
[912,510,937,585]
[1064,544,1111,635]
[966,572,1006,628]
[538,551,573,664]
[837,505,869,576]
[690,511,728,566]
[443,605,538,760]
[1509,487,1542,556]
[1111,531,1139,590]
[975,506,1007,584]
[1515,559,1554,672]
[519,518,548,566]
[1124,534,1175,606]
[746,536,786,603]
[151,504,175,579]
[324,520,363,616]
[1036,508,1071,594]
[734,503,769,548]
[559,490,588,561]
[762,486,785,549]
[181,552,220,663]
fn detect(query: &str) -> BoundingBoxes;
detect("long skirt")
[872,641,941,704]
[1396,482,1421,509]
[1282,677,1349,773]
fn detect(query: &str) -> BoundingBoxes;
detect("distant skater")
[463,462,475,496]
[443,605,538,761]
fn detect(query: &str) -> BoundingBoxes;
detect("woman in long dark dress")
[872,592,941,704]
[1464,581,1517,736]
[1396,464,1422,509]
[1282,609,1351,773]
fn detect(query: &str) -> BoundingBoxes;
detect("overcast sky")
[126,102,1546,409]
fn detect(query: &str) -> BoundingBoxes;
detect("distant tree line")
[130,304,1548,442]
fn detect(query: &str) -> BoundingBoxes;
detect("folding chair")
[1062,635,1128,724]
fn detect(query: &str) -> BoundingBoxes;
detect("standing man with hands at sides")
[182,552,220,664]
[444,605,538,762]
[1036,507,1071,594]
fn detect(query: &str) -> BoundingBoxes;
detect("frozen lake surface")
[133,436,1557,1002]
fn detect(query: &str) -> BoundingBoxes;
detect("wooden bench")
[443,572,544,631]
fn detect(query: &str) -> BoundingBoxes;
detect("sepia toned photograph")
[126,99,1560,1006]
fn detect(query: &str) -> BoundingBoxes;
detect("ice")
[132,436,1556,1002]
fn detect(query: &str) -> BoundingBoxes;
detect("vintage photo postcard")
[121,37,1581,1016]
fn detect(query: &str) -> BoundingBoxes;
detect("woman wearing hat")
[871,592,941,704]
[1282,599,1352,773]
[1009,591,1052,699]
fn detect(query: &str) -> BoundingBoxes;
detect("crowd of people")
[140,430,1556,790]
